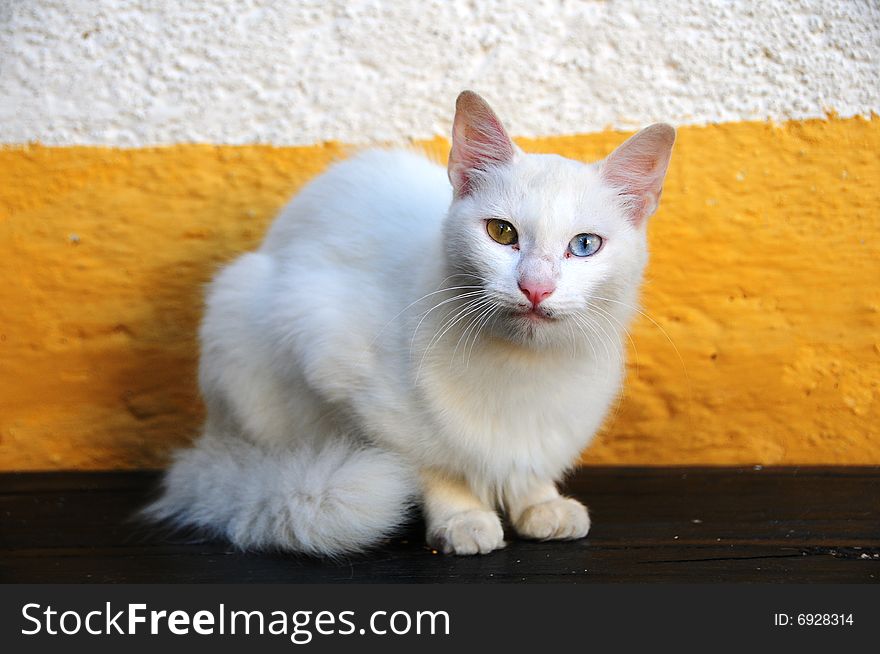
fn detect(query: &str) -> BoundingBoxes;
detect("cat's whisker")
[431,295,489,344]
[411,290,486,331]
[417,294,487,361]
[456,300,497,367]
[581,314,615,364]
[583,300,640,377]
[587,294,694,429]
[465,305,501,368]
[416,295,495,382]
[441,272,493,285]
[407,290,486,355]
[583,312,618,363]
[562,318,574,356]
[567,313,599,362]
[431,296,494,355]
[585,314,629,433]
[364,284,485,359]
[451,301,489,364]
[570,313,607,364]
[564,317,580,359]
[600,371,628,438]
[401,286,483,321]
[570,319,588,360]
[588,295,690,384]
[463,303,498,369]
[401,284,483,313]
[458,296,501,364]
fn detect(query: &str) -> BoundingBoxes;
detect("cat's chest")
[417,345,623,476]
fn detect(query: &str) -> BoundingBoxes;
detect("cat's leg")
[505,479,590,541]
[421,469,505,555]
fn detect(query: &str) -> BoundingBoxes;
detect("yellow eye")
[486,219,518,246]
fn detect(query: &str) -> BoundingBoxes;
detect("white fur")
[145,433,415,556]
[149,92,673,556]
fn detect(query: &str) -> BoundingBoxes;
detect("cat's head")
[443,91,674,351]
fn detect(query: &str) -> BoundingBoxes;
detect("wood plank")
[1,467,878,583]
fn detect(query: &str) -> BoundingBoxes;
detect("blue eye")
[568,233,603,257]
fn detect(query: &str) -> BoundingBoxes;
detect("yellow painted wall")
[1,116,878,470]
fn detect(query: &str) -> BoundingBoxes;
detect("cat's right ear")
[448,91,517,198]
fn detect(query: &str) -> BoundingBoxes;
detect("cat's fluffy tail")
[143,435,417,557]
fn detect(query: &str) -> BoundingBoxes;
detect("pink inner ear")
[601,124,675,226]
[448,92,515,197]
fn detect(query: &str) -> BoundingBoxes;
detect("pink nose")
[518,280,555,307]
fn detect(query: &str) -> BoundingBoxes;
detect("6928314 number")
[774,613,854,626]
[799,614,853,626]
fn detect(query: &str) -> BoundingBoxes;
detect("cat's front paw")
[427,509,506,555]
[515,497,590,541]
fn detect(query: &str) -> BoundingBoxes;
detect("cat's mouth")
[511,306,555,322]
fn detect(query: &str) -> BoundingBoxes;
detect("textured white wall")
[1,0,878,146]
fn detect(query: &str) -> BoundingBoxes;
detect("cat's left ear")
[601,124,675,226]
[448,91,519,198]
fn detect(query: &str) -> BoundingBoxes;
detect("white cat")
[147,91,674,556]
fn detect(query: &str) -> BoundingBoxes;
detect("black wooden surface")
[1,467,878,583]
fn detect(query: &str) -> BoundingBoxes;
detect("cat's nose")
[518,280,555,307]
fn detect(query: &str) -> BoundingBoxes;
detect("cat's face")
[444,153,648,348]
[443,91,674,351]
